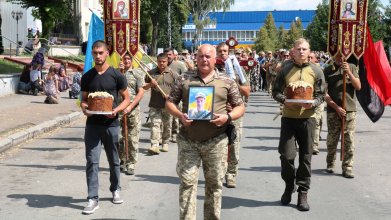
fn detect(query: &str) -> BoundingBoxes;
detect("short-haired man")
[309,52,324,155]
[180,49,194,70]
[281,48,295,69]
[80,40,130,214]
[252,49,259,59]
[166,44,245,219]
[258,51,267,91]
[188,92,211,119]
[117,53,145,175]
[325,52,361,178]
[215,42,250,188]
[262,51,277,94]
[144,53,178,154]
[273,38,325,211]
[173,49,179,61]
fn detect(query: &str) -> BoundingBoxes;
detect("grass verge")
[0,59,24,74]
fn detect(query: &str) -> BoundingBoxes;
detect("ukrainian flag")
[188,88,214,112]
[77,12,104,108]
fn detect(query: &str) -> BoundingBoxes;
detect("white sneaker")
[112,190,123,204]
[82,199,99,214]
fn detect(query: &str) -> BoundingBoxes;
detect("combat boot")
[120,160,125,171]
[161,144,169,152]
[342,170,354,178]
[313,146,319,154]
[297,191,310,211]
[172,135,177,143]
[148,146,160,155]
[126,164,135,175]
[326,165,335,173]
[281,182,296,205]
[226,178,236,188]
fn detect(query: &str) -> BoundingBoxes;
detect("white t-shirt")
[30,70,41,82]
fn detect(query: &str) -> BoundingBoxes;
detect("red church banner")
[327,0,369,59]
[104,0,140,57]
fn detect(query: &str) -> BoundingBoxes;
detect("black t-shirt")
[81,66,127,127]
[20,70,31,83]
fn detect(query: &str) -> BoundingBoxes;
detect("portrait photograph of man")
[187,87,214,120]
[341,1,356,19]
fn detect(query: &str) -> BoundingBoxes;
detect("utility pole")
[168,0,172,48]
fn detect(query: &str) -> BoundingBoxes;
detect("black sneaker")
[281,183,296,205]
[33,88,38,96]
[69,91,72,99]
[82,199,99,214]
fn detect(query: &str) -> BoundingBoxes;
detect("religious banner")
[104,0,140,66]
[327,0,369,59]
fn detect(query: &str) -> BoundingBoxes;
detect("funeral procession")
[2,0,391,219]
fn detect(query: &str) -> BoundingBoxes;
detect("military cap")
[181,49,188,54]
[195,92,206,99]
[279,49,284,52]
[267,51,272,54]
[235,49,242,54]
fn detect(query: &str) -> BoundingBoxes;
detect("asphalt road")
[0,92,390,220]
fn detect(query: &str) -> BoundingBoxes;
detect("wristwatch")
[227,114,232,123]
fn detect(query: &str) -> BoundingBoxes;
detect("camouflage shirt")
[168,68,244,141]
[183,59,194,70]
[262,57,277,75]
[118,68,145,103]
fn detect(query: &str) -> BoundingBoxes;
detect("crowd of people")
[73,38,360,218]
[18,47,82,104]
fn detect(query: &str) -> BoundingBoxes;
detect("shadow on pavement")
[135,174,205,185]
[7,194,85,210]
[239,166,280,173]
[242,146,278,151]
[29,101,46,104]
[21,147,71,151]
[41,137,84,142]
[246,136,280,141]
[197,195,296,209]
[3,164,110,172]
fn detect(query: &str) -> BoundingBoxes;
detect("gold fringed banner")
[104,0,140,60]
[327,0,369,59]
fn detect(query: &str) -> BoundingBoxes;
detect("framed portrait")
[188,86,215,120]
[340,0,357,20]
[112,0,130,20]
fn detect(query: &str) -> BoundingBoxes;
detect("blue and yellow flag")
[188,88,214,112]
[77,12,104,108]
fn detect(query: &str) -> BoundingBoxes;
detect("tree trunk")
[40,8,51,48]
[151,12,160,57]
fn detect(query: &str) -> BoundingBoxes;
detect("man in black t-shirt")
[80,41,130,215]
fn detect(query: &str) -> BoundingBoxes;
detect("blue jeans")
[85,124,121,201]
[19,81,31,92]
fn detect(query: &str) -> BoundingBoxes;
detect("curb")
[0,111,85,153]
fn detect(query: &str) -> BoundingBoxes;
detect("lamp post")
[12,10,23,56]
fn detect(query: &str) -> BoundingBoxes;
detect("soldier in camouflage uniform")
[117,54,145,175]
[144,53,178,154]
[324,53,361,178]
[180,49,195,71]
[312,103,324,154]
[262,51,277,94]
[166,44,245,220]
[215,42,250,188]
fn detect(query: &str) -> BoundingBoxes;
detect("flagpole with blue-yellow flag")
[77,11,104,108]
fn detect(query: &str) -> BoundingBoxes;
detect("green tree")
[304,0,329,51]
[0,12,3,55]
[253,26,273,53]
[188,0,233,46]
[7,0,74,41]
[140,10,153,45]
[276,24,286,49]
[295,18,303,38]
[141,0,189,56]
[157,6,184,51]
[285,21,300,49]
[263,12,278,49]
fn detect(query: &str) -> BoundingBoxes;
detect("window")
[182,32,186,41]
[218,31,223,41]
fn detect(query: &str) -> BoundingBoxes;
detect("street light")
[12,10,23,56]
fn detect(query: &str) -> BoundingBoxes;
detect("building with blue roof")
[182,10,316,50]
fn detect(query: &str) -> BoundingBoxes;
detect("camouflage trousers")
[225,117,243,181]
[177,133,228,220]
[118,105,141,169]
[266,73,276,93]
[150,107,173,147]
[314,103,324,148]
[172,102,183,138]
[326,111,356,172]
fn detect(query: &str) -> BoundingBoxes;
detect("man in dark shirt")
[144,53,178,154]
[80,41,130,214]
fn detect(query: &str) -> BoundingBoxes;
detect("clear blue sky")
[228,0,389,12]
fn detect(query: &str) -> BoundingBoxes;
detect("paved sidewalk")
[0,92,81,140]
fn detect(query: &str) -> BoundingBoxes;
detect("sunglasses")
[284,55,289,57]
